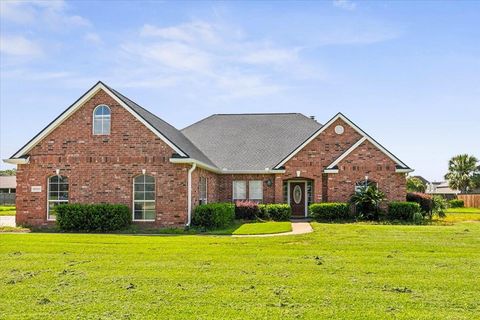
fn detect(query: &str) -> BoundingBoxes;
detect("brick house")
[4,82,413,227]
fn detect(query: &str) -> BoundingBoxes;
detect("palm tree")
[444,154,479,193]
[350,185,385,220]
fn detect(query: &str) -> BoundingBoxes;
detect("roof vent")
[310,115,315,120]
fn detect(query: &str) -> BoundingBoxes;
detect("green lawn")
[0,205,15,216]
[232,221,292,235]
[442,207,480,223]
[1,222,479,319]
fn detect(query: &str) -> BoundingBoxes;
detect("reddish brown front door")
[290,182,305,217]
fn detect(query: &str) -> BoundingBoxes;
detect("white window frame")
[199,176,208,205]
[248,180,263,202]
[93,104,111,135]
[232,180,247,201]
[47,175,69,221]
[133,175,156,222]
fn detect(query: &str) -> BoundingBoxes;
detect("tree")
[406,177,426,193]
[0,169,16,176]
[444,154,479,193]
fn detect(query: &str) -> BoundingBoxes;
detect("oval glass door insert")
[293,185,302,204]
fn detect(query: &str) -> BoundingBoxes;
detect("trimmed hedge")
[387,201,421,221]
[192,203,235,229]
[56,204,131,232]
[406,192,433,213]
[309,203,350,221]
[235,201,260,220]
[449,199,464,208]
[263,204,291,221]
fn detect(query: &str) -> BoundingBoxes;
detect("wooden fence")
[457,194,480,208]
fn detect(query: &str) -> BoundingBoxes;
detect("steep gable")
[6,82,215,167]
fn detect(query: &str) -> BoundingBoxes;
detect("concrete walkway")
[0,216,16,227]
[233,221,313,238]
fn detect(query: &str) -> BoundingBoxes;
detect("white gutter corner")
[186,162,197,227]
[3,157,30,165]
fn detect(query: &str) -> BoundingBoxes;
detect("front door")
[290,182,305,217]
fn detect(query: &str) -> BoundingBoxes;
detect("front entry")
[289,181,306,217]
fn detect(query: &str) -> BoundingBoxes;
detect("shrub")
[309,203,350,221]
[412,211,424,224]
[432,196,448,218]
[449,199,464,208]
[56,204,131,232]
[235,201,260,220]
[350,185,385,220]
[257,204,270,220]
[192,203,235,229]
[406,192,433,214]
[265,204,291,221]
[387,202,421,221]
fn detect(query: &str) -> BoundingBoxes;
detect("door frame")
[287,180,308,218]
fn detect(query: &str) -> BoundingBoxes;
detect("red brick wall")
[190,167,221,207]
[327,140,406,202]
[16,89,189,227]
[280,118,406,203]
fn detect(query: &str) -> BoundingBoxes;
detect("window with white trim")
[248,180,263,202]
[133,175,155,221]
[47,175,68,220]
[232,181,246,200]
[93,105,111,135]
[199,176,207,205]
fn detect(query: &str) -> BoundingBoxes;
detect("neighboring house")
[413,175,430,186]
[0,176,16,205]
[426,181,460,199]
[4,82,413,227]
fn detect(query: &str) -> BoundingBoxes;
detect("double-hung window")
[47,175,69,221]
[199,177,207,205]
[133,175,155,221]
[248,180,263,202]
[232,181,247,201]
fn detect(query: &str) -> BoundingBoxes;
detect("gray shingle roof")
[105,84,216,167]
[182,113,322,171]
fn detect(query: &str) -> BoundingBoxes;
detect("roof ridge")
[104,83,219,168]
[181,114,216,132]
[213,112,301,116]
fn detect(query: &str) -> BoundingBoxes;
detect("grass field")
[0,205,15,216]
[1,222,479,319]
[232,221,292,235]
[441,207,480,223]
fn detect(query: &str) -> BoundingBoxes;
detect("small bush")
[387,202,421,221]
[309,203,350,221]
[432,196,448,218]
[56,204,131,232]
[406,192,433,214]
[265,204,291,221]
[449,199,464,208]
[192,203,235,229]
[257,204,270,220]
[235,201,260,220]
[412,211,424,224]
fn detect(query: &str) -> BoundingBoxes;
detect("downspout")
[186,162,197,227]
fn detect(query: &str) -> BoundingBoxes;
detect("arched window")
[47,175,69,220]
[133,175,155,221]
[93,105,111,135]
